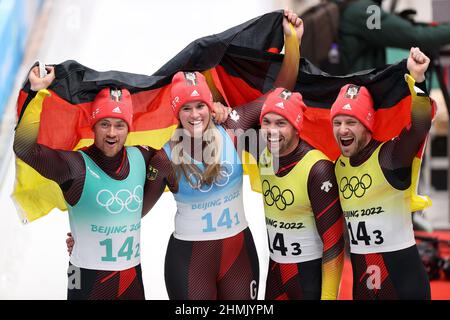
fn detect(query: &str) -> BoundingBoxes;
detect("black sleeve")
[307,160,345,265]
[379,80,432,186]
[142,149,177,217]
[223,94,269,163]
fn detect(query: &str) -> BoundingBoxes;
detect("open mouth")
[340,137,354,147]
[189,120,203,126]
[105,140,117,146]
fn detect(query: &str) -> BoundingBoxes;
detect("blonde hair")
[170,118,223,188]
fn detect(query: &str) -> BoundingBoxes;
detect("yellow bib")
[335,143,415,254]
[259,148,327,263]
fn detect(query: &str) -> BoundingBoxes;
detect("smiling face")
[93,118,129,157]
[332,115,372,158]
[261,112,299,157]
[178,101,211,136]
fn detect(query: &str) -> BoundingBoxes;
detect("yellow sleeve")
[321,252,344,300]
[12,90,67,224]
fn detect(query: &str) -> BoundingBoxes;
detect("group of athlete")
[14,9,433,300]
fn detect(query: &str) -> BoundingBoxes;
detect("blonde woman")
[144,11,303,299]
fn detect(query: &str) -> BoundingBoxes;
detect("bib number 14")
[267,232,301,256]
[100,237,140,262]
[347,221,384,246]
[202,208,240,232]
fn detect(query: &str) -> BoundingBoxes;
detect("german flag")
[13,10,432,223]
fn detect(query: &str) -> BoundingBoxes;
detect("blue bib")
[163,125,248,240]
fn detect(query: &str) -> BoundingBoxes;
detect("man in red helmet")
[14,66,155,300]
[257,88,344,300]
[330,47,432,299]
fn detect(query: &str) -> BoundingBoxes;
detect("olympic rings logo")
[188,161,234,193]
[339,174,372,199]
[262,180,294,211]
[96,185,143,214]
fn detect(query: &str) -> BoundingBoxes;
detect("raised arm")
[308,160,344,300]
[273,9,303,91]
[224,10,304,133]
[13,66,77,185]
[381,48,432,174]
